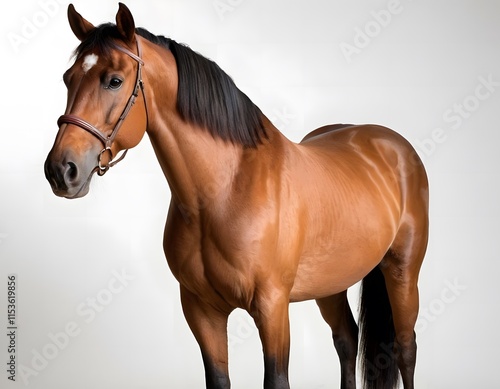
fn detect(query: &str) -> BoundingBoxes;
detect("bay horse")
[44,4,428,389]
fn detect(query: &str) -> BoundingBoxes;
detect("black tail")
[359,266,399,389]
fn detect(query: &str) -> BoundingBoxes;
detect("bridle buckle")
[97,147,112,175]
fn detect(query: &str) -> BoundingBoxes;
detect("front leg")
[180,286,231,389]
[250,289,291,389]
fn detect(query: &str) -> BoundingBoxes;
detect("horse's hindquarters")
[288,124,427,302]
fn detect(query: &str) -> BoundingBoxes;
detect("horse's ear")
[116,3,136,43]
[67,4,94,42]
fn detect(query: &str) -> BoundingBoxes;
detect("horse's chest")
[163,216,253,308]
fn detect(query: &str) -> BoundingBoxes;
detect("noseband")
[57,37,146,176]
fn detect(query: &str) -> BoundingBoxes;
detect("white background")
[1,0,499,388]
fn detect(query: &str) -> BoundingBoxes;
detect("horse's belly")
[289,230,393,302]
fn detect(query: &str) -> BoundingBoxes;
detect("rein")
[57,37,146,176]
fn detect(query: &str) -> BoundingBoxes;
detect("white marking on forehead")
[82,53,98,73]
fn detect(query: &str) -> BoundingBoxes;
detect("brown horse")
[45,4,428,389]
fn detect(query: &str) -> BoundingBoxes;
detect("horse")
[44,4,428,389]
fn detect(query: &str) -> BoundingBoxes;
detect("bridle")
[57,37,146,176]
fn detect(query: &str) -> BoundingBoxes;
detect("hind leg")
[381,220,428,389]
[380,263,418,389]
[316,291,358,389]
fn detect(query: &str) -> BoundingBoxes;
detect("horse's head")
[45,3,147,198]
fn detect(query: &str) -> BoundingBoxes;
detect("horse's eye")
[107,78,123,90]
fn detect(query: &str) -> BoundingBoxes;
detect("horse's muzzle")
[44,152,91,199]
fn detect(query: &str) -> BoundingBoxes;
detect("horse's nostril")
[66,162,78,183]
[44,159,66,190]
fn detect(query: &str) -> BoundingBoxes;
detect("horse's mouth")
[64,183,90,199]
[49,171,93,199]
[50,183,89,199]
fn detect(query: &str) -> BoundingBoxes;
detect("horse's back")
[301,123,411,149]
[299,123,427,186]
[300,123,355,143]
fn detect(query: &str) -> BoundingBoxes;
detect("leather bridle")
[57,37,146,176]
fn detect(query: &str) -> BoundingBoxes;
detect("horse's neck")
[148,113,243,209]
[146,112,286,217]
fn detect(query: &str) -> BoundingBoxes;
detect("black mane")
[74,24,267,148]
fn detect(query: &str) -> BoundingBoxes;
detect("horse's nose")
[44,155,79,192]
